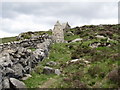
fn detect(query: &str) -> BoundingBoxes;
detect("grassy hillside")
[0,36,17,44]
[23,24,119,88]
[17,30,52,40]
[0,30,52,44]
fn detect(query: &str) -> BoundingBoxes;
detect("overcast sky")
[0,0,119,38]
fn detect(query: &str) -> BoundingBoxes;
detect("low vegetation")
[1,24,119,88]
[0,36,17,44]
[0,30,52,44]
[17,31,52,40]
[24,24,119,88]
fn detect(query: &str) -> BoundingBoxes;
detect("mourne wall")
[0,34,52,89]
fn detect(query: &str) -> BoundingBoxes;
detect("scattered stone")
[21,74,32,80]
[90,42,112,48]
[89,42,101,48]
[71,38,83,43]
[95,35,106,39]
[46,61,57,66]
[43,66,55,75]
[84,60,90,64]
[55,69,61,75]
[70,59,80,63]
[10,78,26,88]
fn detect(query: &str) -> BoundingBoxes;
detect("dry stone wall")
[0,34,51,52]
[0,34,52,89]
[0,21,70,89]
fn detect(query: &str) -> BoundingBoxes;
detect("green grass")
[23,24,119,88]
[23,43,72,88]
[18,31,52,40]
[0,36,17,44]
[24,41,119,88]
[28,48,36,51]
[0,30,52,44]
[39,43,72,69]
[64,33,80,41]
[23,71,56,88]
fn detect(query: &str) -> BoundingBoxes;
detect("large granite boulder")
[10,78,26,88]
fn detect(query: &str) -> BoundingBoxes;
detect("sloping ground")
[39,76,58,88]
[0,36,18,44]
[0,30,52,44]
[24,24,119,88]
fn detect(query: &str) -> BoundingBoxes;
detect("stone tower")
[52,21,71,43]
[62,22,71,33]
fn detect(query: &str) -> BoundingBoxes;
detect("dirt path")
[39,78,57,88]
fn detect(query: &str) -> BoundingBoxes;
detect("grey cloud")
[118,1,120,24]
[1,2,118,37]
[2,2,117,19]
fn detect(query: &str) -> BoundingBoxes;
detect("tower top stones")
[54,21,61,26]
[52,21,71,43]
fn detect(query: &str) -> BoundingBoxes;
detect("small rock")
[84,60,90,64]
[10,78,26,88]
[22,74,32,80]
[89,42,101,48]
[55,69,61,75]
[71,38,83,43]
[70,59,80,63]
[46,61,57,66]
[43,66,54,74]
[95,35,106,39]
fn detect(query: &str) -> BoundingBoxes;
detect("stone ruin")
[52,21,71,43]
[0,21,71,89]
